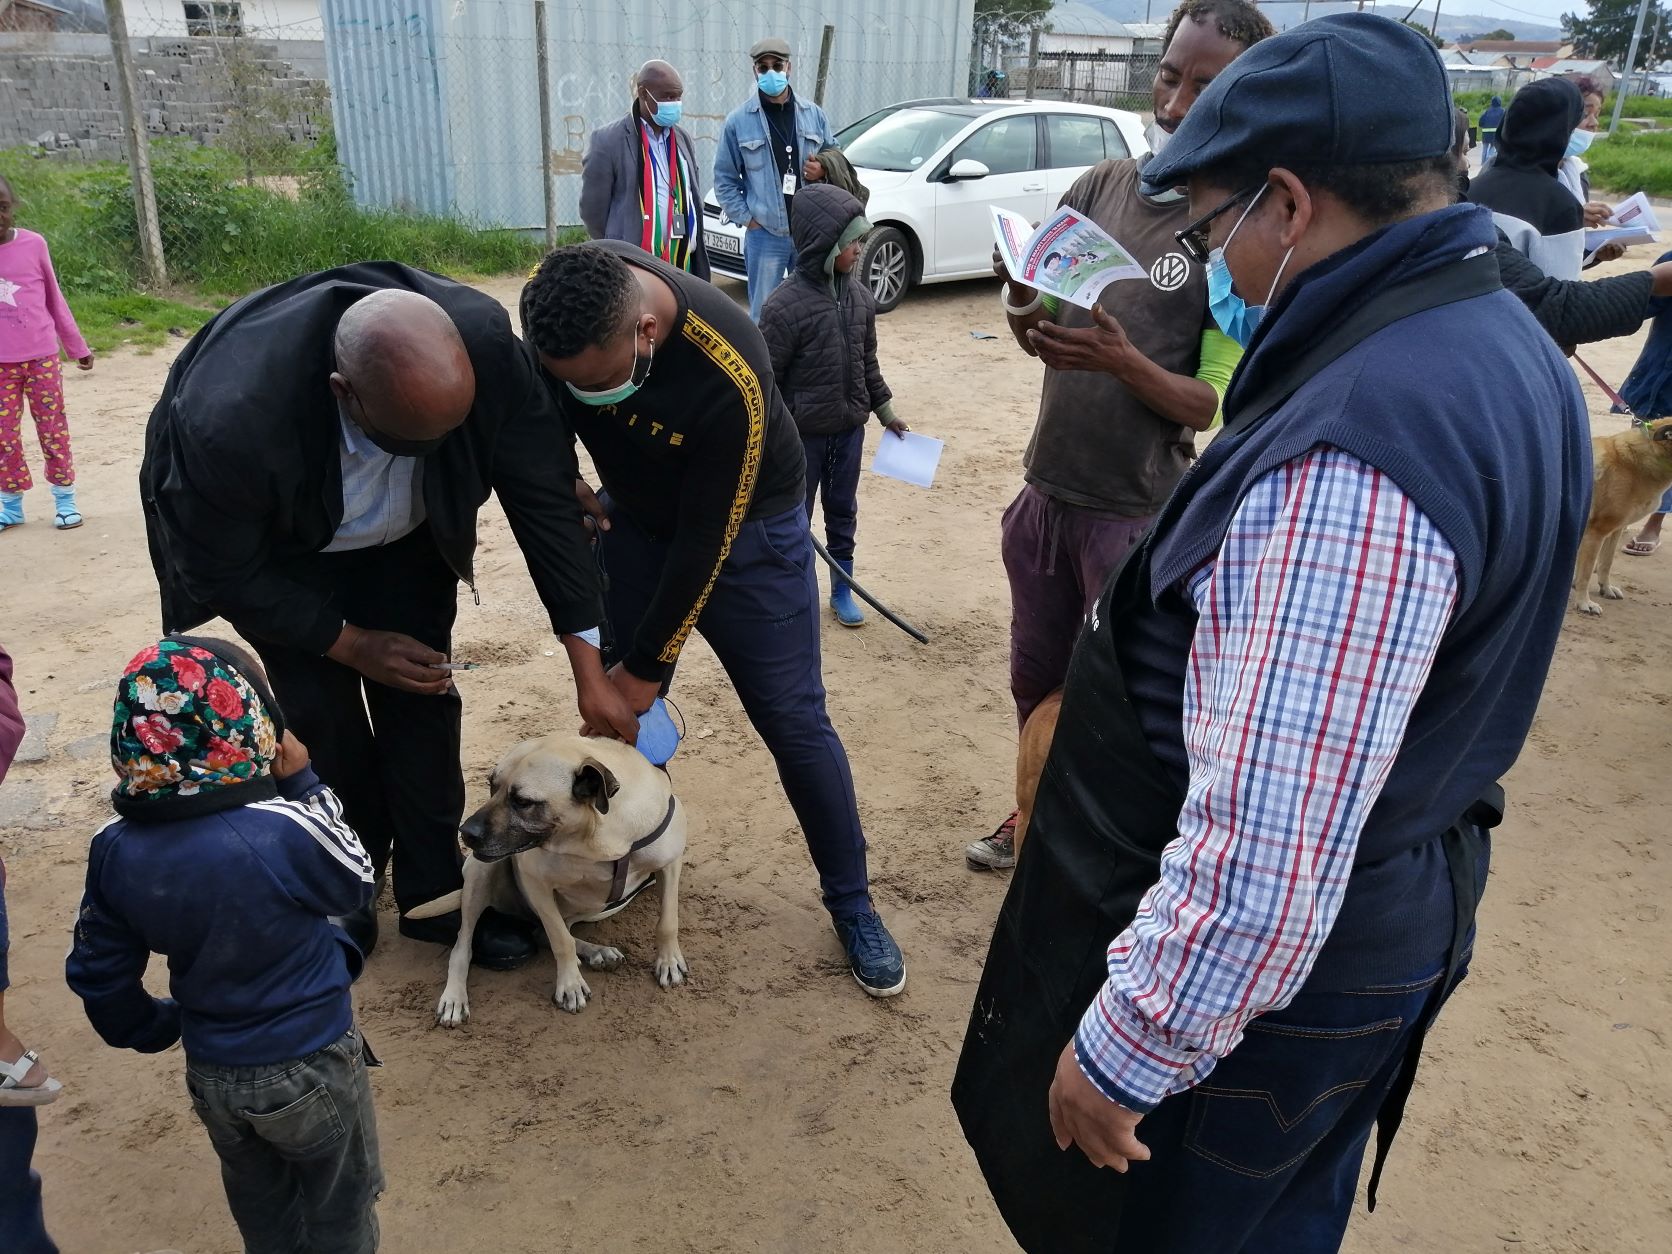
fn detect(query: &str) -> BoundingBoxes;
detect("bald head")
[636,59,683,105]
[331,289,475,445]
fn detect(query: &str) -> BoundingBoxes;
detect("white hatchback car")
[704,98,1150,313]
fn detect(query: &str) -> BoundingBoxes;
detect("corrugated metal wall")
[323,0,975,229]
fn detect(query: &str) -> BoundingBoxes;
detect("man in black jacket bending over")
[141,264,636,967]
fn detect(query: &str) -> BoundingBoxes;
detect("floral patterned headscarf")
[110,637,285,822]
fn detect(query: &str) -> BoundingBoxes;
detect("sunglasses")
[1174,185,1263,265]
[754,56,788,71]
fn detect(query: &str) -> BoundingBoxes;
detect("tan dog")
[409,734,688,1024]
[1574,418,1672,616]
[1012,689,1064,861]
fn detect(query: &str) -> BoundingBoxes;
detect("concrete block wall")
[0,34,328,161]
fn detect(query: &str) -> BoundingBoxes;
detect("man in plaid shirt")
[955,17,1590,1254]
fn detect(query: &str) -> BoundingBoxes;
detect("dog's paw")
[1578,598,1603,616]
[655,946,689,989]
[1601,583,1625,600]
[436,987,470,1028]
[552,968,592,1014]
[577,941,625,970]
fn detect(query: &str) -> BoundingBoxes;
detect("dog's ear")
[1654,422,1672,442]
[572,758,622,815]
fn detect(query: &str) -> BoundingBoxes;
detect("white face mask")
[1146,121,1170,156]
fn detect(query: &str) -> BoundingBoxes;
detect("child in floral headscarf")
[66,636,385,1254]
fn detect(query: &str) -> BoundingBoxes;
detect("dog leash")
[1573,353,1633,415]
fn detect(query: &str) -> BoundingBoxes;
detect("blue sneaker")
[833,910,907,998]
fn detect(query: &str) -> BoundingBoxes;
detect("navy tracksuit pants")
[801,427,864,564]
[597,498,872,918]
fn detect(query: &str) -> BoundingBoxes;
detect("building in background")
[126,0,321,38]
[321,0,976,230]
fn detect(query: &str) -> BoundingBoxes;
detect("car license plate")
[709,231,742,256]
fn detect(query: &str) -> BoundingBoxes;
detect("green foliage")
[1401,20,1445,48]
[975,0,1050,15]
[1564,0,1667,61]
[1460,28,1518,42]
[1,138,548,350]
[1583,127,1672,196]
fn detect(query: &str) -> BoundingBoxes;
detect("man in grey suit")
[580,60,710,280]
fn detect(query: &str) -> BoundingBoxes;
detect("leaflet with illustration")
[991,205,1146,309]
[1585,191,1663,256]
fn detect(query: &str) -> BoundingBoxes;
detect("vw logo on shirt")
[1149,252,1192,292]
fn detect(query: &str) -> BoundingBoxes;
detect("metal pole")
[1026,27,1040,99]
[1609,0,1653,135]
[1431,0,1442,46]
[103,0,166,286]
[814,24,836,108]
[1304,0,1313,20]
[534,0,556,249]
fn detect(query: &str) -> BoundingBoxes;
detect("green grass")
[1584,128,1672,197]
[73,293,221,354]
[2,140,570,352]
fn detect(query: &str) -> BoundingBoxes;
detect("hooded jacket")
[759,183,895,438]
[1469,79,1585,279]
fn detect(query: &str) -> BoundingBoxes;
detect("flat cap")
[749,36,792,61]
[1142,13,1453,193]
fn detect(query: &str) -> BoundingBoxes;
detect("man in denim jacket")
[713,36,835,321]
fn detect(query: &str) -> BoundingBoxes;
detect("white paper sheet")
[871,431,943,489]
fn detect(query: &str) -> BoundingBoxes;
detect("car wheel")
[858,226,912,314]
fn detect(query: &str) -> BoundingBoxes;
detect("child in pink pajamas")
[0,173,94,532]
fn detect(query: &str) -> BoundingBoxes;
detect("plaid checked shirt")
[1073,446,1460,1114]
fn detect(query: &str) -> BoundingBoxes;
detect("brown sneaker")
[965,811,1018,870]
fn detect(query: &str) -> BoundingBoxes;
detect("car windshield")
[840,108,973,172]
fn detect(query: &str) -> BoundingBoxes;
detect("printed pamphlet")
[991,205,1145,309]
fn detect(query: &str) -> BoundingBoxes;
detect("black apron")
[952,253,1505,1254]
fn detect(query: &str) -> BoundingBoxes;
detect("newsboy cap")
[750,37,792,61]
[1142,13,1454,193]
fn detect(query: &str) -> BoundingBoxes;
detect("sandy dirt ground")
[1,260,1669,1254]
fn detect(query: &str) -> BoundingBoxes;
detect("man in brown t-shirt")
[966,0,1274,871]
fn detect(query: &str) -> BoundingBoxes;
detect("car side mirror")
[945,158,991,182]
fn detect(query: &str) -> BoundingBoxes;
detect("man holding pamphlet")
[963,0,1274,872]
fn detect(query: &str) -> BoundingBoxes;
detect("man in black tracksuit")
[140,263,634,966]
[519,241,908,999]
[760,182,908,628]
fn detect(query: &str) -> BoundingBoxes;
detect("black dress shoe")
[334,900,380,958]
[398,907,537,971]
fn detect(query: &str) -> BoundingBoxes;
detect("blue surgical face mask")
[565,317,653,407]
[647,96,683,128]
[1205,186,1295,350]
[757,69,789,97]
[1565,128,1596,158]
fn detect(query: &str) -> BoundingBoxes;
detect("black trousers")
[252,527,463,916]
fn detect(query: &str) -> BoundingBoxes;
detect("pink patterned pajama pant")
[0,356,75,493]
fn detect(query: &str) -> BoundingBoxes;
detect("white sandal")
[0,1049,63,1106]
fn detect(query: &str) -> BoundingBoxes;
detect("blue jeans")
[186,1027,383,1254]
[1658,486,1672,514]
[744,228,796,322]
[597,500,872,917]
[0,1107,56,1254]
[1111,963,1464,1253]
[802,427,864,564]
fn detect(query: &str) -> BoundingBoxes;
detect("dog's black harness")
[603,796,678,912]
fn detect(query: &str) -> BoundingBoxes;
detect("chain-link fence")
[0,1,1164,324]
[971,8,1164,111]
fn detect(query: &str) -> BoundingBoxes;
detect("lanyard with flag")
[640,124,694,271]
